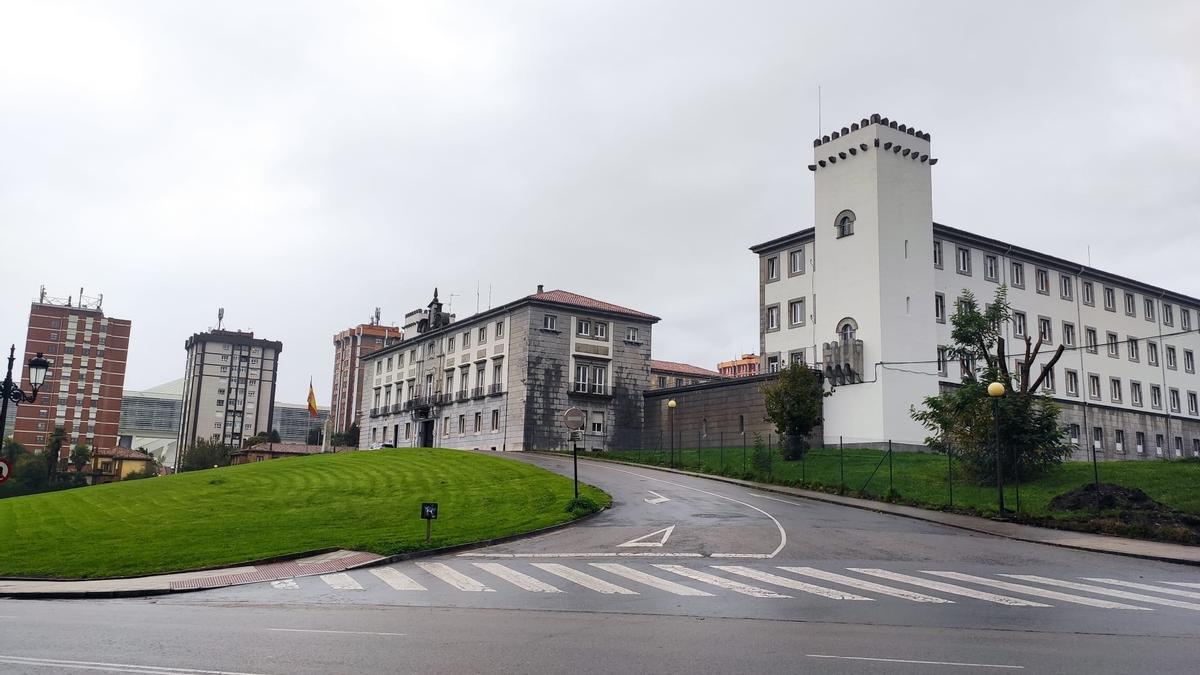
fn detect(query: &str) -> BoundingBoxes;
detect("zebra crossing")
[265,561,1200,613]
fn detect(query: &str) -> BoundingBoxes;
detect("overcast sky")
[1,1,1197,404]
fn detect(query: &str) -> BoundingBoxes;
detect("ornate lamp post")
[2,345,51,459]
[987,381,1006,516]
[667,399,677,469]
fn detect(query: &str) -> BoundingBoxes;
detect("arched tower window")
[835,210,855,238]
[837,317,859,343]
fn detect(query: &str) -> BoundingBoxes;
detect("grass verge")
[0,448,609,579]
[577,445,1200,543]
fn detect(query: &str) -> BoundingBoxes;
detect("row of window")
[935,296,1197,372]
[764,246,807,281]
[374,363,507,408]
[937,242,1194,328]
[1066,424,1200,458]
[937,351,1200,415]
[542,314,640,343]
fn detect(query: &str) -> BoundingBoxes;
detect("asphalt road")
[2,452,1198,674]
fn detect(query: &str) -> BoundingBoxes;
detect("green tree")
[268,429,282,443]
[69,443,91,475]
[762,362,831,460]
[45,425,67,479]
[332,423,359,447]
[12,453,50,492]
[179,440,234,472]
[306,426,321,445]
[3,437,26,462]
[912,286,1070,482]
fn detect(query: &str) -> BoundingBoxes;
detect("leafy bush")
[564,496,601,518]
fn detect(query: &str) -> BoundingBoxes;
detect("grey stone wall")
[521,306,653,451]
[643,374,798,449]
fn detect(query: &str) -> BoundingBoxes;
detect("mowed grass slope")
[0,448,608,579]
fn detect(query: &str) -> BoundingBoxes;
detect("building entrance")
[419,420,434,448]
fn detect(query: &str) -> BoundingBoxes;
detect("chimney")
[536,284,544,294]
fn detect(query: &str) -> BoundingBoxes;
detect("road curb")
[0,505,610,600]
[530,451,1200,568]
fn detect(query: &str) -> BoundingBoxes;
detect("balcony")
[471,387,485,399]
[437,392,454,405]
[488,383,504,396]
[390,403,402,414]
[369,407,380,418]
[570,382,609,397]
[456,390,468,402]
[403,399,416,411]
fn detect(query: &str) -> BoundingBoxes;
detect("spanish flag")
[307,378,319,418]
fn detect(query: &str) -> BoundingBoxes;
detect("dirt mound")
[1048,483,1166,512]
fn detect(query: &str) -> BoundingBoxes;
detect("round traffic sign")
[0,458,10,485]
[562,407,586,431]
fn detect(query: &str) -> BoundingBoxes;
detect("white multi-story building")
[176,329,281,460]
[359,287,657,452]
[753,113,1200,459]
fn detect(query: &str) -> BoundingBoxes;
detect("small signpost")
[563,407,586,499]
[0,458,10,485]
[421,502,438,542]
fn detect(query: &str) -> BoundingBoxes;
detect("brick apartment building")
[12,288,131,466]
[330,311,401,436]
[718,353,761,378]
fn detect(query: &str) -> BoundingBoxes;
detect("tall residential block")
[12,289,131,465]
[330,313,401,436]
[177,329,282,462]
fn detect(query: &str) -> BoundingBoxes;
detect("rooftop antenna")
[817,85,822,137]
[446,293,460,315]
[218,307,225,330]
[372,307,381,326]
[488,284,492,311]
[476,281,480,315]
[1087,245,1092,267]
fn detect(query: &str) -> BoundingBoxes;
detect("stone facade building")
[649,360,722,389]
[753,113,1200,459]
[359,287,658,452]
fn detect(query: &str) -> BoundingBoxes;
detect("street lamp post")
[1,345,51,460]
[667,399,677,469]
[987,381,1006,516]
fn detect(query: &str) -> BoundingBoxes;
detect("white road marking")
[1082,578,1200,600]
[1002,575,1200,611]
[268,628,406,636]
[714,566,874,600]
[849,569,1051,607]
[709,553,774,558]
[807,654,1023,669]
[1164,582,1200,589]
[416,562,495,592]
[0,654,273,674]
[531,563,639,594]
[923,572,1150,610]
[617,525,676,548]
[595,464,787,558]
[780,567,952,603]
[270,579,299,590]
[319,573,363,591]
[369,567,426,591]
[472,563,562,593]
[653,565,790,598]
[644,491,670,505]
[590,563,714,596]
[457,552,704,558]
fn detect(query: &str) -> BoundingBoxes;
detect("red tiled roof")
[96,446,153,460]
[650,360,723,378]
[527,290,659,321]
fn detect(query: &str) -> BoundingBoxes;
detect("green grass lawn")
[598,445,1200,519]
[0,448,609,579]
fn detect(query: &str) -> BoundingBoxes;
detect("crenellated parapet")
[808,113,938,172]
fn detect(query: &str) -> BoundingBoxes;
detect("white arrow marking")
[617,525,676,548]
[644,491,670,505]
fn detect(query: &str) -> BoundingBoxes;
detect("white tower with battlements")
[810,114,939,448]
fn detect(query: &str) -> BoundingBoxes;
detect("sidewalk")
[564,454,1200,567]
[0,549,385,599]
